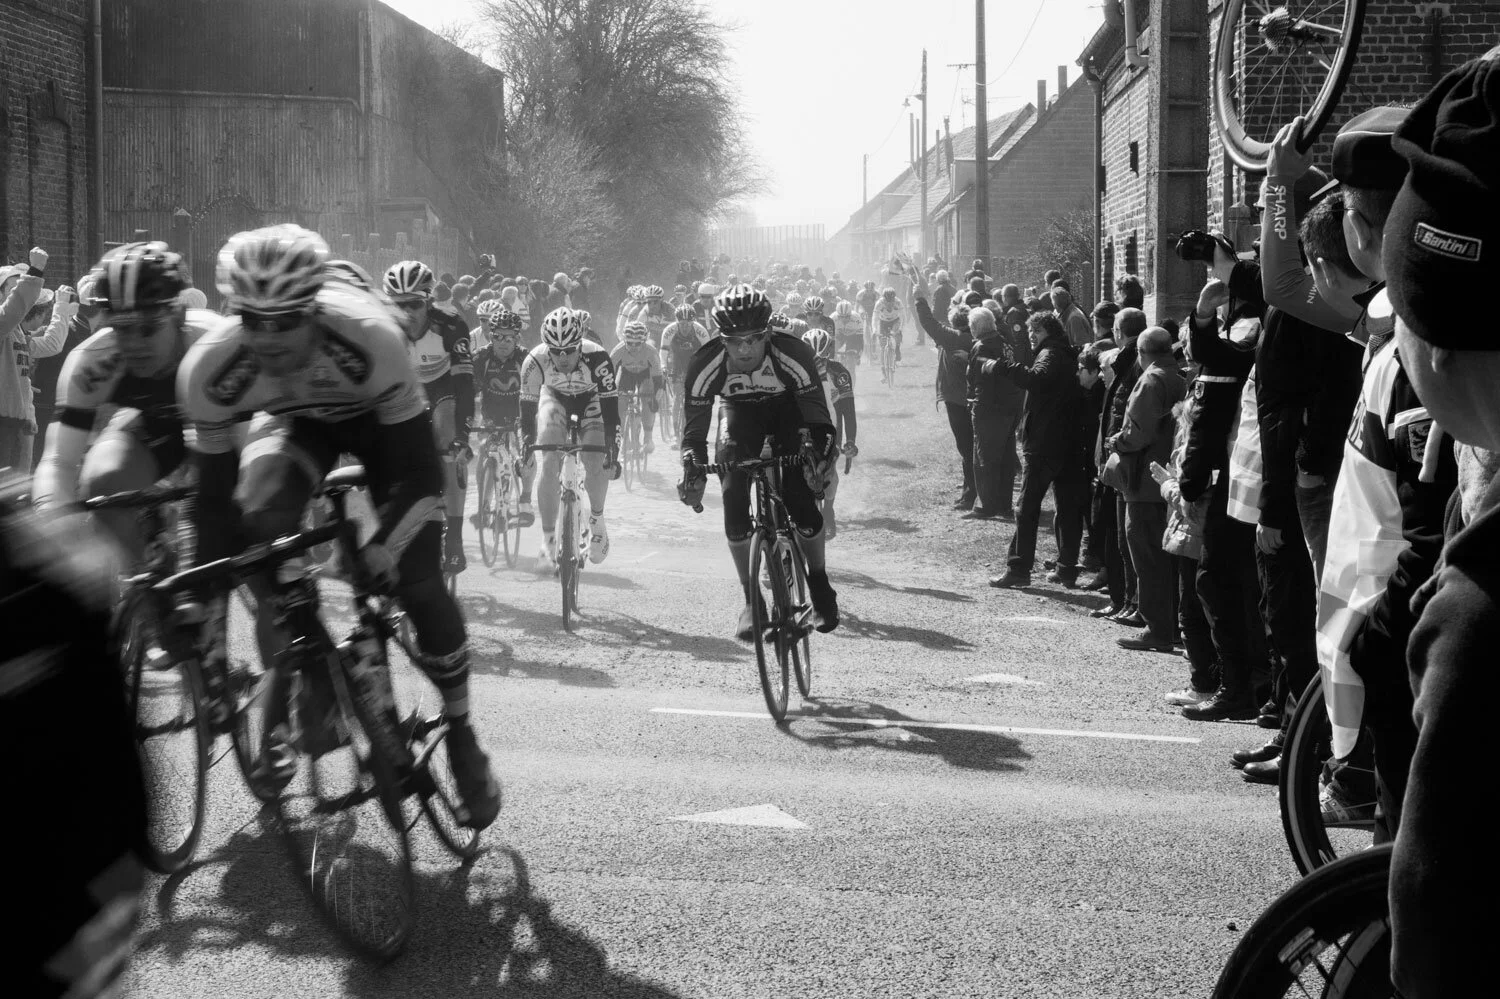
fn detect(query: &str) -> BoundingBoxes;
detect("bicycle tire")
[275,659,417,962]
[560,494,578,630]
[1212,0,1367,173]
[749,531,790,722]
[504,459,522,568]
[1281,673,1376,875]
[478,460,498,568]
[120,591,210,874]
[215,587,275,804]
[783,533,813,699]
[1211,845,1391,999]
[410,718,482,861]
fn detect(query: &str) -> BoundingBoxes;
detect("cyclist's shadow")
[780,697,1031,773]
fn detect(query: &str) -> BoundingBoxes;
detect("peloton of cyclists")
[610,320,666,454]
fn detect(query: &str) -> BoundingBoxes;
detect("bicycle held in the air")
[529,414,607,631]
[689,437,817,723]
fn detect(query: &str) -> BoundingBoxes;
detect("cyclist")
[660,304,710,446]
[179,223,500,830]
[383,260,475,574]
[801,328,857,540]
[797,295,835,335]
[873,287,904,366]
[520,307,620,570]
[616,285,645,342]
[610,320,665,454]
[856,280,878,334]
[472,306,535,527]
[32,242,228,566]
[637,285,674,350]
[784,291,804,319]
[832,300,865,383]
[677,284,840,640]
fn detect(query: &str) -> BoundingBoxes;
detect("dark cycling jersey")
[405,306,474,438]
[680,333,833,466]
[473,347,524,427]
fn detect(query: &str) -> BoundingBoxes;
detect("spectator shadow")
[864,457,915,470]
[864,410,914,420]
[461,593,745,664]
[840,516,918,534]
[833,609,974,652]
[782,697,1029,773]
[1011,585,1110,613]
[831,568,975,604]
[466,635,616,688]
[142,832,683,998]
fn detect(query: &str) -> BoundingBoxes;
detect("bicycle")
[1211,845,1391,999]
[1280,672,1380,875]
[1213,0,1366,172]
[689,438,816,723]
[621,393,647,491]
[880,332,898,387]
[474,423,524,568]
[529,414,608,631]
[152,464,479,961]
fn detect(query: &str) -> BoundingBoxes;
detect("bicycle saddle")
[322,465,367,491]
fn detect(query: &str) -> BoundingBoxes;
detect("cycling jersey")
[609,341,664,395]
[833,313,865,357]
[473,347,524,428]
[636,301,675,348]
[856,289,878,314]
[660,320,710,378]
[821,358,857,448]
[796,312,836,335]
[33,310,226,511]
[519,339,619,446]
[873,301,904,335]
[405,306,474,439]
[681,333,833,466]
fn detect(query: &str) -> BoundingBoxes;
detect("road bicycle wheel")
[208,587,276,803]
[1213,0,1367,173]
[477,460,499,568]
[623,413,639,491]
[118,590,210,874]
[504,459,523,568]
[749,531,790,722]
[781,533,814,699]
[402,711,482,861]
[1281,673,1377,875]
[1211,845,1391,999]
[559,494,579,631]
[275,662,416,962]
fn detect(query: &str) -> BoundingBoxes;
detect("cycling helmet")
[217,224,329,313]
[541,306,583,350]
[575,309,592,332]
[476,298,503,321]
[835,300,854,318]
[623,320,649,344]
[803,295,824,314]
[784,291,804,312]
[384,259,436,301]
[710,283,774,335]
[630,286,647,303]
[90,241,188,313]
[881,287,897,300]
[802,328,834,359]
[325,258,376,293]
[696,282,717,297]
[645,284,664,300]
[674,304,696,322]
[488,307,524,332]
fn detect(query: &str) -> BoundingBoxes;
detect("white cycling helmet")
[476,298,503,321]
[835,300,854,318]
[803,295,824,314]
[217,224,329,313]
[802,328,834,359]
[541,306,582,350]
[622,320,649,344]
[576,309,593,332]
[383,259,436,301]
[325,259,377,294]
[645,284,664,300]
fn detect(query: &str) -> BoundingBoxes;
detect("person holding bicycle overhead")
[472,306,535,527]
[801,328,857,540]
[520,307,620,571]
[609,320,665,454]
[677,284,840,640]
[178,224,501,832]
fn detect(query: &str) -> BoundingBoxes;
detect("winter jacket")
[1073,379,1105,480]
[1179,311,1258,503]
[982,330,1078,458]
[1109,361,1186,503]
[914,297,973,407]
[1161,399,1208,560]
[1097,338,1140,468]
[2,273,70,423]
[1058,304,1093,348]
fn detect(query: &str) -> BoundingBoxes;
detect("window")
[1124,232,1138,276]
[1129,141,1140,175]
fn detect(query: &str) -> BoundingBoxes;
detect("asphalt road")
[127,344,1296,998]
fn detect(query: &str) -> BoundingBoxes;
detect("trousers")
[945,401,975,499]
[972,401,1020,515]
[1006,453,1086,574]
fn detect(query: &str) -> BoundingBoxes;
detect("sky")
[379,0,1103,233]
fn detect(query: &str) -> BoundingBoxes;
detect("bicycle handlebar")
[152,521,347,595]
[527,443,610,455]
[76,484,196,512]
[684,452,809,513]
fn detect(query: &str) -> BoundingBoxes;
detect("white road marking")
[669,803,808,829]
[1004,615,1065,624]
[649,707,1200,744]
[636,551,660,563]
[962,672,1044,686]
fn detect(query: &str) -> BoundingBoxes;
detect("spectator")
[933,270,957,310]
[529,278,550,333]
[912,280,978,510]
[1073,343,1110,584]
[1107,327,1187,652]
[1042,268,1063,291]
[1091,301,1119,343]
[1156,392,1219,699]
[968,275,989,300]
[961,305,1024,520]
[1091,306,1149,623]
[2,249,72,472]
[433,282,452,305]
[1050,284,1092,347]
[1114,273,1145,310]
[545,272,572,315]
[30,271,103,469]
[963,258,988,287]
[450,280,478,330]
[572,268,594,312]
[986,312,1086,588]
[1157,316,1180,342]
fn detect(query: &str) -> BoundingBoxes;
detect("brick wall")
[1098,36,1154,314]
[0,0,94,285]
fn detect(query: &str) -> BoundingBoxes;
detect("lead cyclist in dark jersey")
[677,284,841,641]
[176,224,500,830]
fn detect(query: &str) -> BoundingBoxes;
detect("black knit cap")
[1386,53,1500,348]
[1309,105,1411,199]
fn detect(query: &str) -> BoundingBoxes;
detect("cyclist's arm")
[646,346,664,392]
[32,340,114,513]
[519,351,542,444]
[446,319,475,441]
[588,348,621,450]
[680,350,717,465]
[31,421,90,514]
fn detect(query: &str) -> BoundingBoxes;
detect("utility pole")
[973,0,990,273]
[862,153,869,269]
[919,49,928,266]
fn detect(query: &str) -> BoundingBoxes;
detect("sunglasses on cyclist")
[722,331,768,347]
[392,298,428,311]
[240,310,305,334]
[109,309,175,338]
[547,346,580,357]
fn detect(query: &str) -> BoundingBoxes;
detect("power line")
[985,0,1051,88]
[867,71,923,158]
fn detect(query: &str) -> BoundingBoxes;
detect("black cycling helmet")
[711,283,773,335]
[89,241,187,313]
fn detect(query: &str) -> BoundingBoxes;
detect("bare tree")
[1019,207,1095,305]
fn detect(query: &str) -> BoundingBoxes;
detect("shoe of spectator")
[1182,687,1259,722]
[1112,609,1146,628]
[1080,555,1105,574]
[960,509,998,520]
[1045,566,1078,587]
[1241,755,1282,785]
[1320,779,1378,826]
[1078,570,1109,591]
[1116,630,1176,653]
[952,496,976,511]
[988,570,1031,589]
[1164,687,1214,706]
[1231,734,1283,769]
[994,508,1016,521]
[1257,699,1281,729]
[1089,603,1121,619]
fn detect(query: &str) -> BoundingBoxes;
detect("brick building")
[1080,0,1500,321]
[0,0,95,286]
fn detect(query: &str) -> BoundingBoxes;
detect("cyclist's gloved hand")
[354,542,399,594]
[607,447,623,481]
[678,456,707,508]
[843,442,859,459]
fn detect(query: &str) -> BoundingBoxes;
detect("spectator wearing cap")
[1050,282,1092,348]
[913,277,979,510]
[2,248,75,471]
[1377,49,1500,996]
[30,271,106,469]
[1091,301,1120,344]
[1106,327,1187,651]
[985,312,1086,588]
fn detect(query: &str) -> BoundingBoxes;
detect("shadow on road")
[864,457,915,470]
[142,833,682,998]
[832,609,974,652]
[1009,585,1109,613]
[831,568,975,604]
[782,697,1030,773]
[461,593,746,664]
[841,516,918,534]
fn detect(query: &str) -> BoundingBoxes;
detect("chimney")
[1037,79,1047,111]
[944,116,955,174]
[1058,65,1068,95]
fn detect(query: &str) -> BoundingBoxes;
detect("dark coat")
[1110,362,1187,503]
[914,297,972,407]
[982,330,1078,458]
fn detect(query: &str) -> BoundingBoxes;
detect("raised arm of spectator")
[30,286,77,360]
[1259,120,1357,331]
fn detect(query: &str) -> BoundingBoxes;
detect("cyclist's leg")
[640,385,657,448]
[672,378,688,447]
[429,394,465,566]
[822,461,840,539]
[534,392,567,560]
[580,401,610,562]
[77,408,165,566]
[513,429,538,522]
[715,406,761,600]
[772,407,837,629]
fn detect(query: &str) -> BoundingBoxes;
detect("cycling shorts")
[92,406,186,484]
[536,388,603,444]
[838,333,865,358]
[422,371,455,408]
[713,397,823,543]
[617,368,655,395]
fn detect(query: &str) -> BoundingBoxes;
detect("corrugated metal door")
[184,196,261,303]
